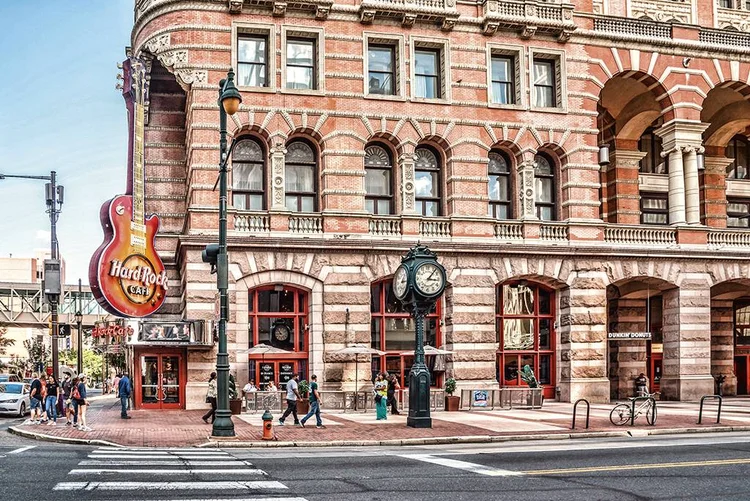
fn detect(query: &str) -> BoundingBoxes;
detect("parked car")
[0,383,30,417]
[0,374,21,383]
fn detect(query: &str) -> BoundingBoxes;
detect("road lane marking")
[53,481,288,491]
[124,499,307,501]
[88,455,230,460]
[91,450,227,455]
[523,457,750,476]
[78,460,248,466]
[8,446,35,454]
[400,454,523,477]
[69,468,266,475]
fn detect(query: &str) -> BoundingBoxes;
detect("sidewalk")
[9,394,750,448]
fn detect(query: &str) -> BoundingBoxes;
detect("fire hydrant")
[262,409,274,440]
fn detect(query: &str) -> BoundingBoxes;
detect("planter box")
[229,399,242,415]
[297,399,310,415]
[445,395,460,411]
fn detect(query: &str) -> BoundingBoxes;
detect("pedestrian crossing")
[53,446,308,500]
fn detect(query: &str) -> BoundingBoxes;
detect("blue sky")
[0,1,134,284]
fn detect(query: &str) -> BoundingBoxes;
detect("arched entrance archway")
[710,279,750,396]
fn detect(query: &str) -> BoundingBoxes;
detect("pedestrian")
[73,373,91,432]
[242,381,257,397]
[635,373,648,397]
[69,377,79,427]
[300,374,324,428]
[268,381,278,392]
[28,373,43,424]
[113,373,121,398]
[45,375,61,425]
[61,374,74,426]
[278,373,301,426]
[118,371,132,419]
[39,374,48,423]
[374,373,388,420]
[387,373,401,415]
[202,372,217,424]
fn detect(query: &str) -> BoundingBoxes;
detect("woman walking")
[374,373,388,420]
[74,373,91,432]
[202,372,217,424]
[45,375,61,425]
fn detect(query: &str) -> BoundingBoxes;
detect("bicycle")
[609,392,660,426]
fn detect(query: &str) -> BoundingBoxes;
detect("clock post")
[392,244,447,429]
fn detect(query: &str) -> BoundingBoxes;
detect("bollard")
[262,409,275,440]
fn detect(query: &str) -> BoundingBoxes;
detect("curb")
[10,424,750,449]
[8,426,124,448]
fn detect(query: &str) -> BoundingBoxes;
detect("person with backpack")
[73,373,91,431]
[387,373,401,415]
[118,371,132,419]
[61,374,74,426]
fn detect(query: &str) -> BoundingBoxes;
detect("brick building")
[127,0,750,410]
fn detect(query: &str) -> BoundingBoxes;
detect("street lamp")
[75,278,83,375]
[205,69,242,437]
[0,171,64,380]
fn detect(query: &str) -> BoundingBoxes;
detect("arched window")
[489,151,511,219]
[247,286,309,390]
[727,135,750,180]
[534,153,555,221]
[365,144,394,215]
[232,138,265,210]
[370,279,441,388]
[415,146,441,216]
[496,281,555,399]
[285,140,317,212]
[639,127,667,174]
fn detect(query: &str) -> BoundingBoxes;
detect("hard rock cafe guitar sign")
[89,56,168,318]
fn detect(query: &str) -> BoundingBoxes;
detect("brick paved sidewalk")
[10,395,750,447]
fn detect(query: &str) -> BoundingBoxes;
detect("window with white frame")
[489,151,512,219]
[368,45,396,96]
[727,199,750,228]
[491,55,515,105]
[232,138,265,210]
[530,50,565,110]
[412,39,449,101]
[641,192,669,225]
[365,144,394,215]
[238,34,268,87]
[285,140,317,212]
[534,153,556,221]
[415,146,442,216]
[286,38,316,90]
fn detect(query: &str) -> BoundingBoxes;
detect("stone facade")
[128,0,750,408]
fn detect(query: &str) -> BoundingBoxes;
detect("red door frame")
[133,347,187,410]
[648,353,662,393]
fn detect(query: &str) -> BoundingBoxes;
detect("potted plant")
[228,373,242,415]
[444,377,460,411]
[297,379,310,414]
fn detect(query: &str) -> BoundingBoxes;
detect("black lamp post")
[0,171,64,380]
[75,279,83,375]
[206,69,242,437]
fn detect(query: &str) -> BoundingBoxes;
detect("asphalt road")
[2,432,750,500]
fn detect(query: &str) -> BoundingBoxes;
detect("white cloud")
[35,230,51,241]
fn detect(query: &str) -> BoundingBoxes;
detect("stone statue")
[520,364,539,388]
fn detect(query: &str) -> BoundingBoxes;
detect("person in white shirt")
[277,374,301,426]
[242,381,257,398]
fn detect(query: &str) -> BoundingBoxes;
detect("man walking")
[278,374,301,426]
[28,373,42,424]
[118,371,132,419]
[300,374,324,428]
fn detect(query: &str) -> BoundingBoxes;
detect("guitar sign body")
[89,56,167,318]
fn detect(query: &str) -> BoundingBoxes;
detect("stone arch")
[710,278,750,396]
[702,82,750,148]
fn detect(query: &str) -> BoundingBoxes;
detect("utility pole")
[76,278,83,375]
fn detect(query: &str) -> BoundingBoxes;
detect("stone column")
[399,150,416,215]
[517,160,537,220]
[683,146,702,225]
[711,299,737,396]
[558,274,609,403]
[702,150,732,228]
[606,149,645,224]
[660,279,714,400]
[666,147,687,225]
[269,141,287,210]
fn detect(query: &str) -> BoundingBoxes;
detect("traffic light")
[58,324,70,337]
[202,244,220,274]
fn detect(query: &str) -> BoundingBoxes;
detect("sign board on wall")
[607,332,652,340]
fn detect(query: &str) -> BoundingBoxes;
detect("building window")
[237,35,268,87]
[641,192,669,225]
[285,140,317,212]
[639,128,667,174]
[496,281,555,398]
[719,0,733,7]
[415,147,441,216]
[247,286,308,390]
[534,153,555,221]
[365,145,394,215]
[491,55,515,105]
[727,199,750,228]
[231,138,265,210]
[533,59,556,108]
[414,49,441,99]
[370,280,441,388]
[368,45,396,96]
[727,136,750,179]
[286,38,316,90]
[489,151,511,219]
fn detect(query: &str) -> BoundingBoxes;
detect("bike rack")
[571,398,590,430]
[630,396,656,426]
[698,395,722,424]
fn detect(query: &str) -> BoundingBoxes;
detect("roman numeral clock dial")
[414,262,444,296]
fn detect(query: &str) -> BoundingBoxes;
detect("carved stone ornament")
[273,1,287,16]
[360,9,376,23]
[483,21,500,36]
[442,17,459,31]
[520,25,537,39]
[228,0,243,12]
[402,13,417,27]
[144,34,170,55]
[558,29,574,42]
[175,69,208,86]
[316,5,330,19]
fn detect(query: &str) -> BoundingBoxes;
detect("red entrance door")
[736,356,748,395]
[649,353,662,393]
[137,353,184,409]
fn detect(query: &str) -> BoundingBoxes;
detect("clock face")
[273,323,290,342]
[414,262,444,296]
[393,265,408,299]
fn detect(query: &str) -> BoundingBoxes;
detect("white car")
[0,382,30,417]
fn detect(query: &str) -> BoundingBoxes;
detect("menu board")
[279,362,295,389]
[259,363,275,387]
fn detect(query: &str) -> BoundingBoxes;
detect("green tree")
[0,326,15,370]
[23,338,49,373]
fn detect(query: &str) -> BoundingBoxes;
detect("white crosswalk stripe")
[51,446,308,500]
